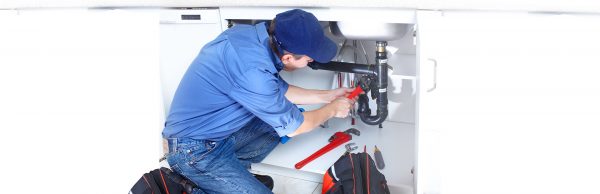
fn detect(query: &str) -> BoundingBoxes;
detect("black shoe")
[253,174,274,191]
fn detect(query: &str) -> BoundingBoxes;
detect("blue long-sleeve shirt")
[162,22,304,140]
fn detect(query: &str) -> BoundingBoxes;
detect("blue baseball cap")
[274,9,337,63]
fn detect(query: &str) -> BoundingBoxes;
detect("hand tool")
[374,145,385,169]
[295,128,360,169]
[347,85,363,125]
[347,86,363,99]
[344,143,358,154]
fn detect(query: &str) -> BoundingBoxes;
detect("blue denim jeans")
[166,117,280,194]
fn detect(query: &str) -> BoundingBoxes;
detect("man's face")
[281,54,314,71]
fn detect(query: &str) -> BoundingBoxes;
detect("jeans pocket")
[188,140,218,164]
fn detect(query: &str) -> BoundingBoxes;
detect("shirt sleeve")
[229,67,303,137]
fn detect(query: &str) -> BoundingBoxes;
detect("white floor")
[259,119,416,188]
[251,168,323,194]
[269,173,322,194]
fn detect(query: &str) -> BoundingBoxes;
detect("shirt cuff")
[273,108,304,137]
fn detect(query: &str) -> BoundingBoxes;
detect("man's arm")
[285,85,354,105]
[286,97,354,137]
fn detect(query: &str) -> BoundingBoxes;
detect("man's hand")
[288,96,356,137]
[286,85,356,105]
[324,97,356,118]
[285,86,358,137]
[324,87,355,103]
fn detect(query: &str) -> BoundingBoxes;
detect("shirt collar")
[257,22,284,72]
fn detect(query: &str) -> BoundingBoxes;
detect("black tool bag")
[129,167,197,194]
[322,152,390,194]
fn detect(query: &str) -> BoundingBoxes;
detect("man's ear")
[280,53,293,64]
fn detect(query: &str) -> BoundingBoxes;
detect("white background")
[0,9,162,193]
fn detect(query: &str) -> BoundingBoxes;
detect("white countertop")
[2,0,600,14]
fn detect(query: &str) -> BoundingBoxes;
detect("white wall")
[0,9,162,193]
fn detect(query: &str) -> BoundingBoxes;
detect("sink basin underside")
[330,21,409,41]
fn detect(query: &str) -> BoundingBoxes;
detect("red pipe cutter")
[295,128,360,169]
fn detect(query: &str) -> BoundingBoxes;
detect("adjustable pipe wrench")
[295,128,360,169]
